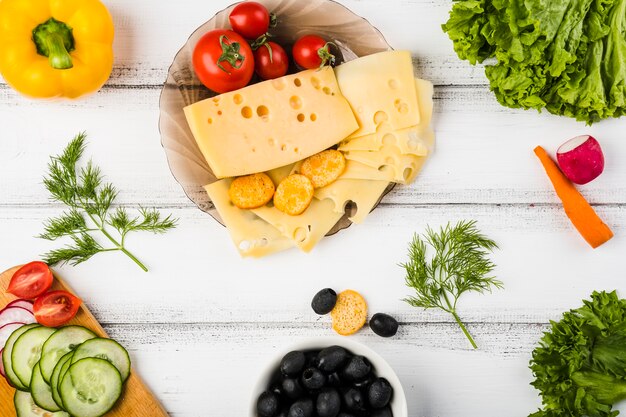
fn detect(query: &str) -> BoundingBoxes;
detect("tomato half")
[34,291,82,327]
[229,2,271,40]
[254,42,289,80]
[193,29,255,93]
[292,35,335,69]
[7,261,53,299]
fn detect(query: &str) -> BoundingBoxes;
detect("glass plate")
[159,0,394,236]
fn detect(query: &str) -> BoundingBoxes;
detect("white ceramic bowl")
[250,337,407,417]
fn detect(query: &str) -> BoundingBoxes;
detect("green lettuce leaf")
[443,0,626,124]
[529,291,626,417]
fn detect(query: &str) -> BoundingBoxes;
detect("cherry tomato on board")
[34,290,82,327]
[254,42,289,80]
[292,35,336,69]
[7,261,53,299]
[229,1,272,40]
[192,29,254,93]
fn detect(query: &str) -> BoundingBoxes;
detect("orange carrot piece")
[534,146,613,248]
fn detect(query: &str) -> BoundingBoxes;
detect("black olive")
[316,346,350,373]
[326,372,342,387]
[352,375,375,389]
[341,356,371,382]
[311,288,337,315]
[281,351,307,377]
[257,391,280,417]
[282,378,304,400]
[304,350,319,367]
[288,398,314,417]
[270,382,284,397]
[368,378,393,409]
[369,313,399,338]
[370,406,393,417]
[301,367,326,391]
[316,388,341,417]
[342,388,367,414]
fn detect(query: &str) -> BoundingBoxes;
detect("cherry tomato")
[193,29,254,93]
[34,290,82,327]
[7,262,53,299]
[292,35,335,69]
[254,42,289,80]
[229,2,271,40]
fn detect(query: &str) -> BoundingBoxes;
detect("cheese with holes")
[339,78,435,184]
[315,179,390,224]
[185,67,359,178]
[205,180,293,258]
[339,124,430,155]
[334,51,419,138]
[252,199,344,253]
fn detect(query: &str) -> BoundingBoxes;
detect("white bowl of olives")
[250,337,408,417]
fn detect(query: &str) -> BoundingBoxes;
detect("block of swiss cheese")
[184,67,359,179]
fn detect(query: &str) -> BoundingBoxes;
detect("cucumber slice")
[50,352,73,409]
[40,325,96,383]
[14,390,69,417]
[30,361,61,412]
[71,338,131,382]
[2,323,40,390]
[55,355,74,408]
[59,358,123,417]
[12,326,56,387]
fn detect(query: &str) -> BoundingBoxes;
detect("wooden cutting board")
[0,265,169,417]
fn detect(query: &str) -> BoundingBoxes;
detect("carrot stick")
[534,146,613,248]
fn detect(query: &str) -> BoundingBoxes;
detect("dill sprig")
[39,133,178,271]
[401,220,503,349]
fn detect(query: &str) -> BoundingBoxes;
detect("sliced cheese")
[339,78,435,185]
[185,67,359,178]
[251,199,344,253]
[266,164,295,185]
[339,78,435,154]
[339,124,430,155]
[334,51,419,138]
[315,179,390,224]
[205,180,293,258]
[340,160,397,182]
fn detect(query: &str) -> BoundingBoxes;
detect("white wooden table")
[1,1,625,416]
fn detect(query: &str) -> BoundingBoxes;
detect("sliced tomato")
[7,262,53,299]
[33,291,81,327]
[254,42,289,80]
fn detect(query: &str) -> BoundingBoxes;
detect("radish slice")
[0,348,5,377]
[0,306,36,327]
[556,135,605,185]
[0,322,25,350]
[6,299,34,313]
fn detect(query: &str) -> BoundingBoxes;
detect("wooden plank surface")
[0,0,625,416]
[0,266,168,417]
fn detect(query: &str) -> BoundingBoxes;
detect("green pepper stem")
[45,33,73,69]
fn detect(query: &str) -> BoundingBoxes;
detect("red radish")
[556,135,605,185]
[0,348,6,378]
[0,306,35,327]
[6,299,34,313]
[0,322,24,349]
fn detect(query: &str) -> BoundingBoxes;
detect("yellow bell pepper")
[0,0,114,99]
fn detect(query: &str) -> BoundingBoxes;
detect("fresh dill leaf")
[42,233,103,267]
[40,133,178,271]
[401,220,502,349]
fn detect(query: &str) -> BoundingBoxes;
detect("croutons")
[301,149,346,188]
[228,173,275,209]
[330,290,368,336]
[274,174,314,216]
